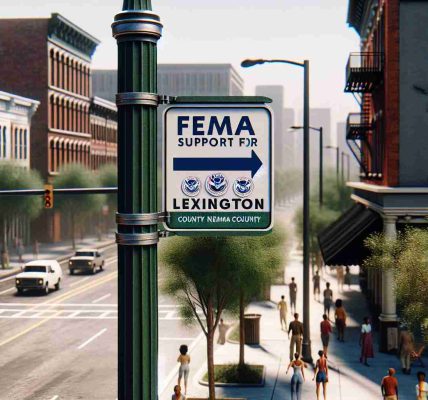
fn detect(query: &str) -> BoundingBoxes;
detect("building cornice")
[48,13,100,58]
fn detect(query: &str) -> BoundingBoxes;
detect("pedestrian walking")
[323,282,333,319]
[288,313,304,361]
[381,368,399,400]
[320,314,332,357]
[336,266,344,293]
[289,277,297,314]
[359,316,374,366]
[177,344,190,395]
[334,299,347,342]
[313,270,321,301]
[313,350,329,400]
[217,318,229,345]
[1,249,9,269]
[399,326,415,375]
[32,240,39,260]
[278,295,288,330]
[344,266,351,289]
[286,352,305,400]
[171,384,186,400]
[416,371,428,400]
[17,239,24,263]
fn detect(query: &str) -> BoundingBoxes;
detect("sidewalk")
[184,241,426,399]
[0,234,115,279]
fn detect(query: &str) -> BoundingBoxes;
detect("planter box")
[198,365,266,387]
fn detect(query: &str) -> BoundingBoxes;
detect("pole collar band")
[116,212,161,226]
[116,232,159,246]
[116,92,159,107]
[112,11,162,43]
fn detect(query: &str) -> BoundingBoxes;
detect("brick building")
[90,96,117,170]
[0,13,99,180]
[319,0,428,352]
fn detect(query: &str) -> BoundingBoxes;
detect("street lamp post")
[291,125,323,207]
[241,58,312,363]
[326,145,340,184]
[112,1,162,399]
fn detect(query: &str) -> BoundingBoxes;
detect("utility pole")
[112,1,162,399]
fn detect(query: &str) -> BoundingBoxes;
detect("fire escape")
[345,52,384,179]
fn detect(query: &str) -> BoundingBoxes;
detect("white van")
[15,260,63,295]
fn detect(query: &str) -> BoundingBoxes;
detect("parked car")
[69,249,105,275]
[15,260,62,295]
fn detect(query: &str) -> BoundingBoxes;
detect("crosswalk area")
[0,303,201,320]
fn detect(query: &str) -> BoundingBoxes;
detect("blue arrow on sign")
[173,150,263,178]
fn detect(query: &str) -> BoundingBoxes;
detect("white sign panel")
[164,104,273,232]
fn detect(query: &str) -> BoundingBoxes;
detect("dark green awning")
[318,203,382,266]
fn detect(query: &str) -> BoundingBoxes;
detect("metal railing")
[345,52,384,92]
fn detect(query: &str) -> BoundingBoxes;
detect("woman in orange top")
[334,299,347,342]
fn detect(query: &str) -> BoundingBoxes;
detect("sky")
[2,0,361,144]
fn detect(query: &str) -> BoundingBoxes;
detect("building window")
[3,127,6,158]
[50,140,55,172]
[14,129,18,159]
[23,130,27,159]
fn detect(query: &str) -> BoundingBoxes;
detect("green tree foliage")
[0,163,43,251]
[161,230,286,399]
[98,164,117,229]
[275,169,302,205]
[294,172,352,261]
[54,164,105,249]
[364,229,428,337]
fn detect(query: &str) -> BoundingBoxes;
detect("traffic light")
[44,184,53,209]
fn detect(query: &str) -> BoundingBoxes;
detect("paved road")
[0,247,202,400]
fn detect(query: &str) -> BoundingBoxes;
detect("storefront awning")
[318,203,382,266]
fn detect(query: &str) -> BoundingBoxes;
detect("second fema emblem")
[205,173,228,197]
[181,177,201,197]
[233,177,254,197]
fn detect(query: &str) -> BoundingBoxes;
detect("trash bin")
[244,313,261,345]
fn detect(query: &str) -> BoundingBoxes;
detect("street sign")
[164,101,273,233]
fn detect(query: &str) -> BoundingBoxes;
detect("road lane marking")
[49,395,59,400]
[69,276,91,287]
[0,287,15,295]
[0,269,117,348]
[159,337,197,341]
[92,293,111,303]
[78,328,107,350]
[0,311,62,348]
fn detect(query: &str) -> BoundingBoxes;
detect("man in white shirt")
[416,371,428,400]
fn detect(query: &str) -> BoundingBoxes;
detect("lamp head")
[290,126,302,130]
[241,59,265,68]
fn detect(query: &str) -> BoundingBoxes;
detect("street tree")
[161,237,243,399]
[0,162,43,255]
[54,164,105,249]
[98,164,117,232]
[227,229,285,367]
[364,229,428,338]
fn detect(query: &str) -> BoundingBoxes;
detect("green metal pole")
[112,2,162,399]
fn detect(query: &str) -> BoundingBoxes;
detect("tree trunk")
[206,300,216,400]
[239,289,245,366]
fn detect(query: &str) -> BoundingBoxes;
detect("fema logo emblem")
[205,173,228,197]
[233,177,254,197]
[181,177,201,197]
